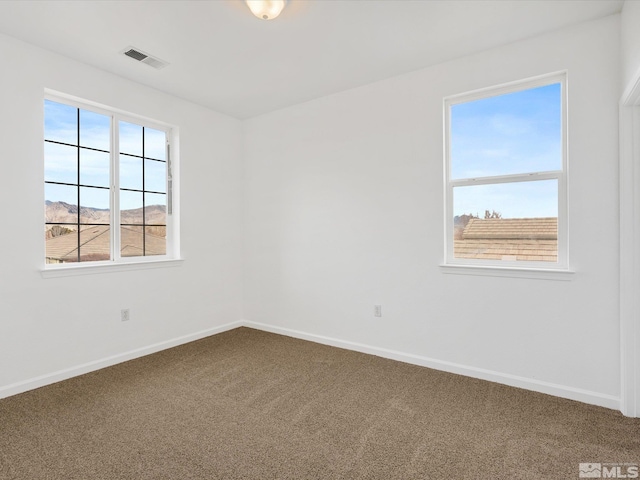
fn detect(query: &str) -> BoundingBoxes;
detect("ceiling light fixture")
[245,0,286,20]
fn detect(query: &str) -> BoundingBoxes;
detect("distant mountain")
[120,204,166,226]
[45,201,166,226]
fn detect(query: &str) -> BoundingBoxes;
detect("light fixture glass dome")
[245,0,286,20]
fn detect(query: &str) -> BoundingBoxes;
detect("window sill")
[41,258,184,278]
[439,264,575,281]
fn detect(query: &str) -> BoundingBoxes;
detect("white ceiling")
[0,0,624,119]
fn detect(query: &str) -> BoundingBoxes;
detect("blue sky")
[44,100,166,212]
[451,83,561,219]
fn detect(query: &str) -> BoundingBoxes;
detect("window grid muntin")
[44,106,112,263]
[118,123,167,257]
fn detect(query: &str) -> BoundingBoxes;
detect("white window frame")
[42,91,181,277]
[442,71,570,275]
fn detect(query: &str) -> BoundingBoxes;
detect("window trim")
[41,258,184,278]
[443,71,569,272]
[42,90,180,274]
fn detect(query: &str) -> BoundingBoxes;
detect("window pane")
[44,142,77,184]
[45,184,78,224]
[144,159,166,193]
[144,128,166,160]
[453,180,558,262]
[450,83,561,179]
[80,149,109,188]
[79,187,110,224]
[121,226,144,257]
[79,225,110,262]
[80,109,110,151]
[44,100,77,145]
[119,121,143,157]
[120,154,143,190]
[120,190,143,225]
[145,193,166,225]
[145,226,166,256]
[45,224,78,264]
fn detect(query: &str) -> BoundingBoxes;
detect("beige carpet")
[1,327,639,479]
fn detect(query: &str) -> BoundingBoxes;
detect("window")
[444,72,567,269]
[44,95,175,267]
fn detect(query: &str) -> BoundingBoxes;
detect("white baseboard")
[0,320,243,400]
[0,319,621,413]
[243,320,621,412]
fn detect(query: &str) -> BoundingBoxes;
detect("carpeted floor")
[1,327,639,479]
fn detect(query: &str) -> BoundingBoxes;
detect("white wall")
[0,12,625,411]
[243,15,621,408]
[622,0,640,93]
[0,33,244,394]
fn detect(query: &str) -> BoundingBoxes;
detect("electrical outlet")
[121,309,130,322]
[374,305,382,317]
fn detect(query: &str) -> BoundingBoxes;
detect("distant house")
[46,225,166,264]
[453,217,557,262]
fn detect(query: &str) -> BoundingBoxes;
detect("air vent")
[122,46,169,70]
[124,48,147,61]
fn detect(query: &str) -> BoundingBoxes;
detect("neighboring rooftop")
[46,225,166,263]
[454,217,558,262]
